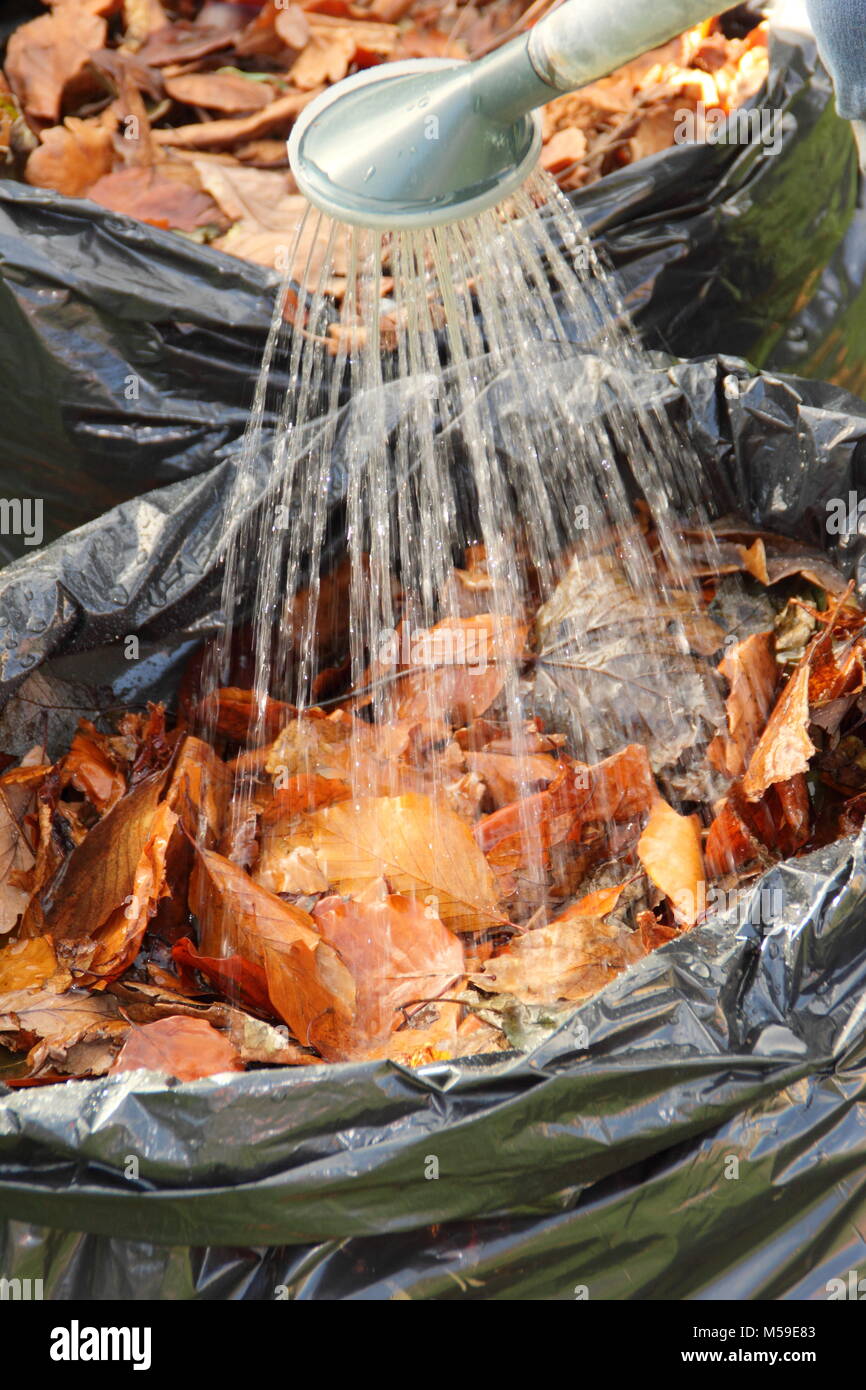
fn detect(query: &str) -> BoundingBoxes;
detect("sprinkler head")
[288,49,549,231]
[288,2,723,231]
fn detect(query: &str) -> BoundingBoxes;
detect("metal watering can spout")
[288,0,722,230]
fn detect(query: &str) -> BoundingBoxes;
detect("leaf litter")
[1,3,769,289]
[0,516,864,1083]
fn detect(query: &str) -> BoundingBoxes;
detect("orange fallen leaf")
[164,70,277,114]
[472,906,643,1006]
[0,935,61,993]
[465,750,559,809]
[77,800,178,985]
[44,767,169,944]
[710,631,778,779]
[5,3,107,123]
[25,118,115,198]
[110,1015,244,1081]
[637,796,705,926]
[172,936,273,1016]
[741,663,816,801]
[288,29,357,89]
[541,126,588,174]
[285,792,506,931]
[62,719,126,813]
[195,686,296,744]
[309,892,464,1060]
[190,847,354,1044]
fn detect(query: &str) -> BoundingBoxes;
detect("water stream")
[196,168,721,918]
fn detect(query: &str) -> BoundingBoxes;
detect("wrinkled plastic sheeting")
[2,351,866,721]
[1,355,866,1294]
[0,14,857,557]
[1,831,865,1300]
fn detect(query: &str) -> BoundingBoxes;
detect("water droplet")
[363,165,376,183]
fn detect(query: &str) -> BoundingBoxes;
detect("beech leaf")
[110,1016,245,1081]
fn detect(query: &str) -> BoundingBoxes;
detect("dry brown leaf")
[164,70,277,115]
[5,3,107,123]
[637,795,705,926]
[472,906,644,1006]
[191,845,321,963]
[285,792,506,931]
[110,1015,244,1080]
[172,934,272,1016]
[288,29,357,89]
[0,787,36,935]
[465,750,559,809]
[121,0,168,50]
[275,6,312,50]
[742,663,816,802]
[541,126,588,174]
[709,631,778,779]
[0,985,128,1077]
[190,846,355,1045]
[309,891,464,1060]
[62,718,127,812]
[206,163,348,278]
[137,18,241,68]
[43,767,168,943]
[76,799,177,985]
[475,743,655,866]
[165,733,228,845]
[85,164,226,231]
[25,117,115,197]
[153,88,320,150]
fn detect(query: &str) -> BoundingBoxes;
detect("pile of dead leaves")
[0,2,769,276]
[0,518,863,1085]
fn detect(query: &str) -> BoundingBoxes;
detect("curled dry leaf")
[110,1015,244,1081]
[0,787,36,934]
[190,846,355,1044]
[0,985,129,1078]
[26,117,115,198]
[43,767,169,944]
[741,663,816,802]
[472,902,644,1006]
[637,795,705,926]
[289,29,358,89]
[476,743,655,867]
[705,795,766,877]
[709,631,778,779]
[462,751,559,809]
[72,800,178,985]
[172,935,272,1016]
[63,719,127,813]
[165,733,228,845]
[194,686,296,744]
[5,3,107,123]
[153,89,321,150]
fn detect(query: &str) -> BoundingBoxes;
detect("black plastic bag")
[2,353,866,1300]
[0,11,857,558]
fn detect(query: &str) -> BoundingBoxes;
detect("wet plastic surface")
[1,353,866,1297]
